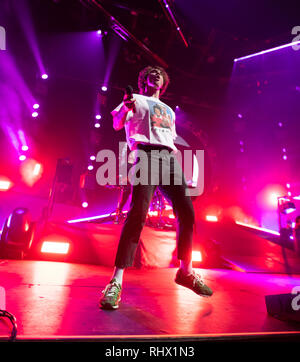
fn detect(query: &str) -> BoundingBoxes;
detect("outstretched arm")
[112,96,136,131]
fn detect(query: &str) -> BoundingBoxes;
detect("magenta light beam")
[234,40,300,62]
[14,0,46,75]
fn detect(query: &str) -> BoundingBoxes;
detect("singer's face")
[146,69,164,90]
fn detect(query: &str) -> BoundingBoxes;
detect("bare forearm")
[113,105,129,130]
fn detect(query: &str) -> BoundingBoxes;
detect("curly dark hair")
[138,66,170,95]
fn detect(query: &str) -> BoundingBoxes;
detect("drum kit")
[107,185,176,230]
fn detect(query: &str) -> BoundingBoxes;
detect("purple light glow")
[32,111,39,118]
[237,113,243,118]
[87,165,94,171]
[283,155,287,160]
[41,74,48,80]
[15,0,46,77]
[234,40,300,62]
[101,86,108,92]
[21,145,29,151]
[278,122,283,127]
[95,114,102,120]
[286,183,291,189]
[19,155,26,161]
[82,202,88,208]
[94,123,101,128]
[90,155,96,161]
[33,103,39,109]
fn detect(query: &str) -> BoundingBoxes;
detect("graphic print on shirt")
[147,100,173,131]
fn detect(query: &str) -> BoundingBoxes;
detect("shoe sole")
[175,279,213,297]
[99,298,121,310]
[100,302,119,310]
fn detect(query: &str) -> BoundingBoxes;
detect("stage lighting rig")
[278,197,296,215]
[0,207,35,259]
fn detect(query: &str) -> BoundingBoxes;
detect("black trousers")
[114,144,195,268]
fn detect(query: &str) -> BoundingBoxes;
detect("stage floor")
[0,260,300,340]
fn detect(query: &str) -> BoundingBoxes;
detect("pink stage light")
[20,159,43,186]
[33,163,42,176]
[82,202,88,208]
[33,103,39,109]
[21,145,29,151]
[234,40,300,62]
[41,74,48,80]
[206,215,218,222]
[101,86,107,92]
[90,155,96,161]
[32,111,38,118]
[87,165,94,171]
[94,123,101,128]
[19,155,26,161]
[192,251,202,262]
[0,179,12,191]
[95,114,102,120]
[41,241,70,254]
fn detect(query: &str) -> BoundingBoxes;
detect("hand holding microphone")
[123,85,136,113]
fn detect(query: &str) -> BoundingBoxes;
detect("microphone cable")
[0,309,17,341]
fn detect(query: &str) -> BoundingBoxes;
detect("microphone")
[125,85,133,98]
[124,85,136,113]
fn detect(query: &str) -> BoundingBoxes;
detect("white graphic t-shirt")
[111,93,177,151]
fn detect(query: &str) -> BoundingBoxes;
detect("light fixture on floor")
[0,207,35,259]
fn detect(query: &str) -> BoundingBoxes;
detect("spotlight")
[82,202,88,208]
[206,215,218,222]
[279,199,296,215]
[192,251,202,262]
[41,241,70,255]
[97,29,102,36]
[90,155,96,161]
[101,86,107,92]
[94,123,101,128]
[95,114,102,120]
[19,155,26,161]
[21,145,29,151]
[87,165,94,171]
[33,104,39,109]
[41,74,48,80]
[0,208,35,259]
[283,155,287,160]
[0,179,12,191]
[33,163,42,176]
[32,112,38,118]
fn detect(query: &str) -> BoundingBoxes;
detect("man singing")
[99,65,213,309]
